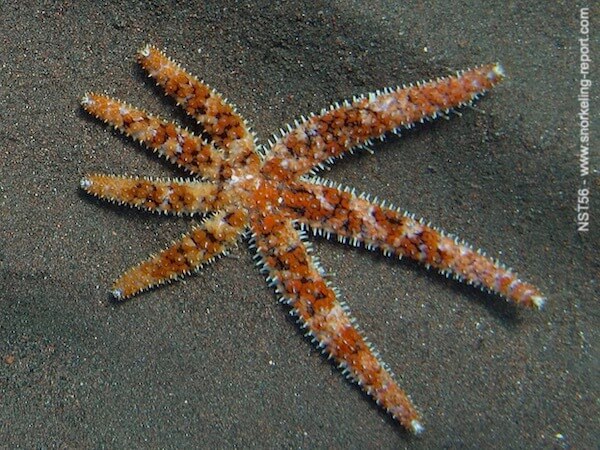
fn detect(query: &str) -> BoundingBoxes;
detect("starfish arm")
[82,93,226,180]
[262,64,504,182]
[283,181,545,309]
[111,209,247,300]
[137,45,260,174]
[80,174,231,215]
[250,211,423,434]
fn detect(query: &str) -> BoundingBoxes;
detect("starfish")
[80,45,545,434]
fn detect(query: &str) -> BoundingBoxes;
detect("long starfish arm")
[283,181,545,309]
[250,211,423,434]
[80,174,231,215]
[82,93,226,180]
[262,64,504,182]
[112,209,247,300]
[137,45,260,173]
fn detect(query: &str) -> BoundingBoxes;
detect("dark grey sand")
[1,1,597,448]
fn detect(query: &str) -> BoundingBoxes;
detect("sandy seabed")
[0,1,597,448]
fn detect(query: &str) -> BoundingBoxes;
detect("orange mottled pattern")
[82,93,226,180]
[112,210,246,299]
[80,46,544,434]
[137,46,246,149]
[81,174,230,215]
[251,212,421,430]
[263,64,503,181]
[137,45,259,174]
[279,181,544,308]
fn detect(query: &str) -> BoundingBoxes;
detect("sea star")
[80,45,545,434]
